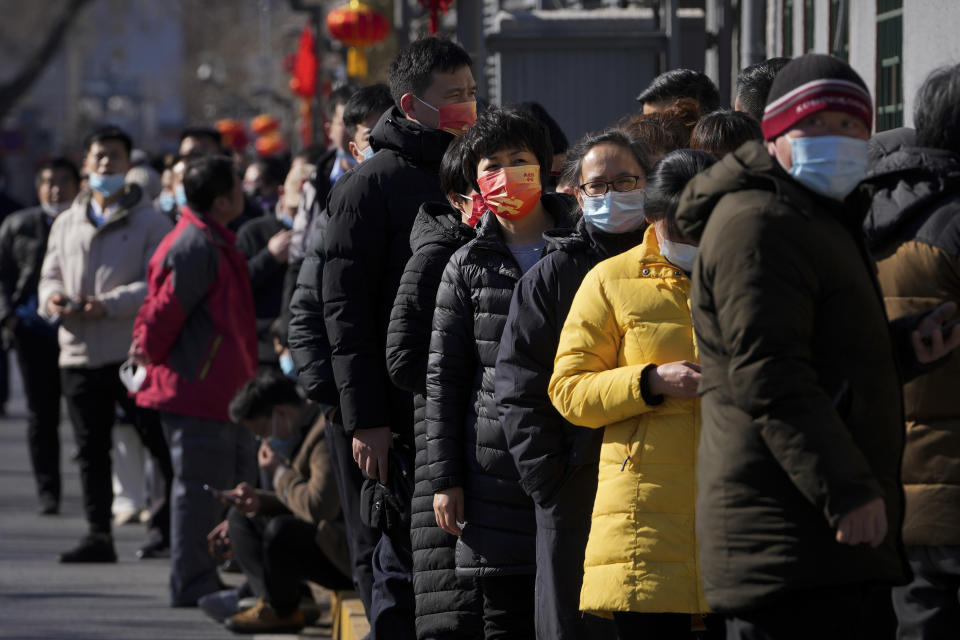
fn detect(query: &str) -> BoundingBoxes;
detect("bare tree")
[0,0,93,122]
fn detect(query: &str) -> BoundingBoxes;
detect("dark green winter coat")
[675,141,917,613]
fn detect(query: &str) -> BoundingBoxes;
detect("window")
[803,0,815,53]
[830,0,849,61]
[783,0,794,57]
[876,0,904,130]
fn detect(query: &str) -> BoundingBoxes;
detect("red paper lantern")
[327,0,390,78]
[254,131,287,157]
[215,119,249,153]
[250,114,280,135]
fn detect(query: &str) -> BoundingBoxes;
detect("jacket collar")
[542,216,647,261]
[409,201,476,253]
[369,106,454,170]
[634,224,689,279]
[75,183,146,232]
[179,206,237,248]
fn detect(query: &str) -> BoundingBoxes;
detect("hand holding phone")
[203,484,240,505]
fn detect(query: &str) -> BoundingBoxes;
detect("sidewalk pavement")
[0,357,331,639]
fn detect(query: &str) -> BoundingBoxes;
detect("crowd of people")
[5,34,960,640]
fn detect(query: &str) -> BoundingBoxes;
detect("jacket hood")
[409,201,476,253]
[370,106,454,171]
[675,141,781,243]
[867,127,916,169]
[863,146,960,250]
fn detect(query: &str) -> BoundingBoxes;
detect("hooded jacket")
[495,216,643,518]
[549,225,708,615]
[133,206,258,423]
[323,106,453,442]
[674,140,918,612]
[425,194,576,577]
[385,202,481,637]
[864,145,960,546]
[38,186,172,367]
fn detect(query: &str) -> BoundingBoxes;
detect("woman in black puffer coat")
[385,137,483,640]
[423,99,576,640]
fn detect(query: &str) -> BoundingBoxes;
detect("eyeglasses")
[578,176,641,196]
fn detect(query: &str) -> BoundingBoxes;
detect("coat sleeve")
[549,267,656,429]
[134,232,217,365]
[37,216,68,321]
[99,211,172,318]
[322,175,392,435]
[425,256,473,492]
[288,214,338,407]
[275,424,340,525]
[0,215,19,323]
[386,250,444,395]
[705,208,882,526]
[495,265,570,505]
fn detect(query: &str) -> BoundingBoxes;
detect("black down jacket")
[385,202,481,638]
[425,194,576,576]
[0,206,56,327]
[323,106,453,441]
[495,217,645,523]
[288,210,340,410]
[235,215,287,366]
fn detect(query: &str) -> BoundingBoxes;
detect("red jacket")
[133,207,257,422]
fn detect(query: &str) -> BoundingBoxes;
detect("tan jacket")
[38,186,172,368]
[258,408,351,579]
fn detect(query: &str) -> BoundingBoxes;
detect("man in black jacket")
[321,37,475,639]
[286,84,395,623]
[0,157,79,514]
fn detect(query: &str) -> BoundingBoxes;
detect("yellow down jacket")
[548,225,708,616]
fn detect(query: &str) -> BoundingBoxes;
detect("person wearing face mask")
[494,128,651,640]
[0,157,79,515]
[38,126,173,564]
[673,55,960,640]
[320,36,476,640]
[385,135,482,639]
[426,107,575,638]
[200,372,352,634]
[548,149,720,639]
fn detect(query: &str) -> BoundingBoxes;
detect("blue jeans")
[161,411,256,607]
[893,545,960,640]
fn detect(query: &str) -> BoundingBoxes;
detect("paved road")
[0,362,331,639]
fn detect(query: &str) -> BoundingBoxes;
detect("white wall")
[847,0,876,123]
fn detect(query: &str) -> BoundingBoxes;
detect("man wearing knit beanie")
[673,54,960,640]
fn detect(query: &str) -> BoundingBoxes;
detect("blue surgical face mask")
[266,410,297,462]
[786,134,869,200]
[174,184,187,208]
[581,188,647,234]
[157,191,176,212]
[336,147,358,167]
[279,352,296,379]
[88,173,126,198]
[656,227,698,272]
[359,144,375,162]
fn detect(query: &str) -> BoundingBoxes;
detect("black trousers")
[726,584,896,640]
[14,325,61,503]
[61,363,172,537]
[324,418,378,613]
[228,509,353,615]
[478,574,536,640]
[613,612,725,639]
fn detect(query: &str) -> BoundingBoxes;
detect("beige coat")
[38,186,172,368]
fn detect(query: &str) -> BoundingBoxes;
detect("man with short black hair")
[132,155,258,606]
[39,126,172,563]
[321,36,476,638]
[0,157,79,514]
[636,68,721,115]
[179,126,224,159]
[734,57,792,121]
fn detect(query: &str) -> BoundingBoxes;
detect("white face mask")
[41,201,70,218]
[656,226,697,272]
[119,359,147,393]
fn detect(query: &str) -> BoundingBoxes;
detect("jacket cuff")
[639,364,665,406]
[430,476,461,493]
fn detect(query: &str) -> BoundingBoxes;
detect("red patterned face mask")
[476,165,542,221]
[466,193,485,227]
[417,97,477,136]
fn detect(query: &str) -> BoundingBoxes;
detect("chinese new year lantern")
[326,0,390,79]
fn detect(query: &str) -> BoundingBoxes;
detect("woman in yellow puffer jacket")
[548,149,721,639]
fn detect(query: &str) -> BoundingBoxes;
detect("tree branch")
[0,0,93,122]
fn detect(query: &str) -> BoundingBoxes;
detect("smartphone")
[921,317,960,345]
[63,298,85,312]
[203,484,240,504]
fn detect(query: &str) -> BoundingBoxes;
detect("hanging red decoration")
[327,0,390,78]
[254,131,287,157]
[214,119,249,152]
[289,25,318,98]
[250,114,280,135]
[417,0,453,35]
